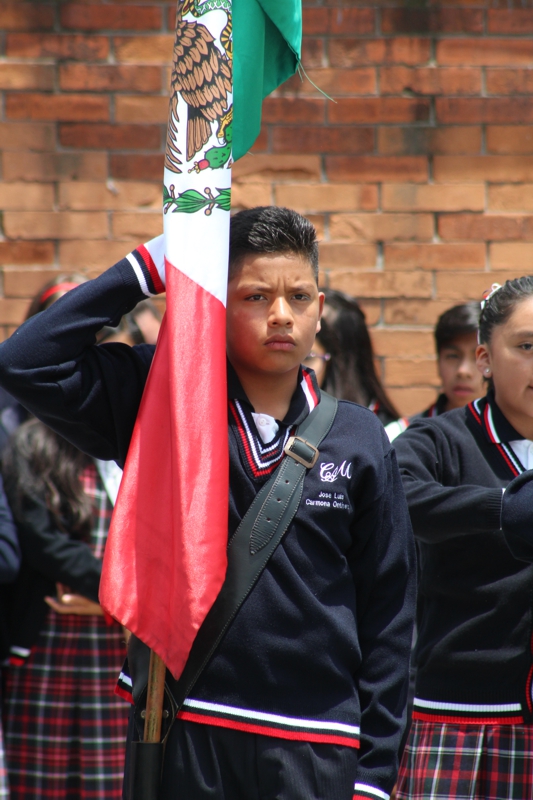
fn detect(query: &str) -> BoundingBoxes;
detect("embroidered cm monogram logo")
[320,461,353,483]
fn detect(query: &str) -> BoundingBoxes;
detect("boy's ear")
[316,292,325,333]
[476,343,491,377]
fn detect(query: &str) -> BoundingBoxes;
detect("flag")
[100,0,302,680]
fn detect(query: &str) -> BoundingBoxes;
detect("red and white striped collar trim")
[468,397,525,477]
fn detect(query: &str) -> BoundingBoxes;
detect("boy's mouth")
[264,335,295,351]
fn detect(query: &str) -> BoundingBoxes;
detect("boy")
[386,302,484,441]
[0,207,415,800]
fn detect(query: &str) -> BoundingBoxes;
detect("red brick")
[377,127,482,156]
[329,38,431,68]
[0,64,54,91]
[115,96,168,123]
[110,154,165,181]
[272,126,374,154]
[0,299,38,326]
[4,212,108,240]
[59,240,136,270]
[381,8,483,34]
[382,184,485,212]
[486,69,533,96]
[372,330,434,360]
[0,183,54,211]
[275,184,378,213]
[301,39,324,70]
[488,185,533,212]
[0,241,54,266]
[385,358,439,388]
[232,155,321,184]
[434,156,533,183]
[328,97,430,124]
[3,269,63,299]
[59,64,162,93]
[486,127,533,155]
[59,123,161,150]
[388,388,437,417]
[112,212,162,240]
[487,9,533,34]
[385,243,486,270]
[329,213,434,242]
[326,156,427,183]
[0,3,54,31]
[281,68,376,97]
[303,8,375,35]
[231,184,273,210]
[261,98,325,125]
[436,98,533,124]
[60,4,161,31]
[0,122,55,151]
[384,299,455,326]
[327,270,432,300]
[6,93,109,122]
[380,67,481,96]
[438,214,533,242]
[7,33,109,60]
[490,243,533,271]
[3,152,107,181]
[59,181,162,211]
[436,271,526,302]
[319,244,377,270]
[437,39,533,67]
[114,35,174,63]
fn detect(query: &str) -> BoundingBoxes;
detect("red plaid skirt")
[3,610,128,800]
[397,719,533,800]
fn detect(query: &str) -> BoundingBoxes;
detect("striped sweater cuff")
[353,784,389,800]
[126,235,166,296]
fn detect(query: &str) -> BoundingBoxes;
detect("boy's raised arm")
[350,444,416,799]
[0,238,166,465]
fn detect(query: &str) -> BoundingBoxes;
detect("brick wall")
[1,2,533,414]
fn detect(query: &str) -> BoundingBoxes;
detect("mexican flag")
[100,0,302,681]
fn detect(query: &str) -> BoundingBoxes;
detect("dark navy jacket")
[0,251,416,800]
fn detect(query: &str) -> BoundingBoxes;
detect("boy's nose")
[269,298,293,326]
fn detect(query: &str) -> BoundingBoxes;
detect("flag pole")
[144,650,167,744]
[128,648,167,800]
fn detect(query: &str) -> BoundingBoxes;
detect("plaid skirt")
[397,719,533,800]
[3,609,128,800]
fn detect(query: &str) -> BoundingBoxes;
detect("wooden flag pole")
[129,648,167,800]
[144,650,167,743]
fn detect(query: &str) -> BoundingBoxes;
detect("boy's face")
[226,252,324,381]
[438,331,484,410]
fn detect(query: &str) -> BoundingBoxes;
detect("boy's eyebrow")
[238,280,317,291]
[510,330,533,338]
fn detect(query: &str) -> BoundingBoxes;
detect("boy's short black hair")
[229,206,319,281]
[435,302,480,353]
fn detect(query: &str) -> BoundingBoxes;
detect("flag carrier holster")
[126,393,337,800]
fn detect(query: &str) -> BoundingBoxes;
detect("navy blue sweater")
[395,396,533,725]
[0,251,416,800]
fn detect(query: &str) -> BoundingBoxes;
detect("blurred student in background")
[306,288,401,426]
[386,302,484,441]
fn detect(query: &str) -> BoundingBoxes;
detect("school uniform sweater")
[0,250,416,800]
[394,395,533,725]
[502,470,533,563]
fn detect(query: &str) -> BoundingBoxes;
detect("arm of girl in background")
[0,474,19,585]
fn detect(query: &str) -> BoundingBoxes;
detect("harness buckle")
[284,436,319,469]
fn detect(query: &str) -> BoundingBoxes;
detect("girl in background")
[1,419,128,800]
[395,278,533,799]
[305,288,400,425]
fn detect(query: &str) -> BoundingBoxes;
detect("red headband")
[40,282,80,306]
